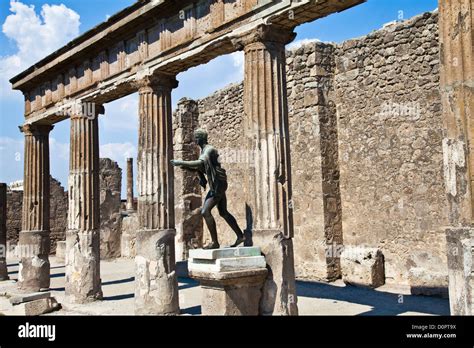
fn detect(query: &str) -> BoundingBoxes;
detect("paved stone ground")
[0,257,450,316]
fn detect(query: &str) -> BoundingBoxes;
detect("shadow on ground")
[296,280,450,315]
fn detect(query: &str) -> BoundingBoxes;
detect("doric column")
[236,25,298,315]
[66,108,103,303]
[135,74,179,315]
[439,0,474,315]
[126,158,134,211]
[0,183,8,281]
[18,123,53,291]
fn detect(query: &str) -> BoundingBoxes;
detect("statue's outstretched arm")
[171,159,204,171]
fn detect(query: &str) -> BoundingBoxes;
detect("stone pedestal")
[189,247,267,315]
[191,268,267,315]
[0,183,8,281]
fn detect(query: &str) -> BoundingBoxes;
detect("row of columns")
[15,24,298,314]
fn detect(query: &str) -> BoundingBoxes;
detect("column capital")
[69,103,104,120]
[19,123,54,135]
[232,24,296,51]
[134,72,179,93]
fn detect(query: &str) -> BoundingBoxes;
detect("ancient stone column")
[66,109,103,303]
[18,124,53,291]
[126,158,134,211]
[0,183,8,281]
[173,98,203,262]
[237,25,298,315]
[135,74,179,315]
[439,0,474,315]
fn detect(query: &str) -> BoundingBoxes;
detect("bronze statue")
[171,129,245,249]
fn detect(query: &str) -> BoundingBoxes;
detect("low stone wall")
[6,177,68,254]
[6,159,123,258]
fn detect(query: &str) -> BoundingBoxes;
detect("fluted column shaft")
[18,124,53,291]
[0,183,9,281]
[126,158,134,211]
[439,0,474,316]
[65,112,102,303]
[241,25,298,315]
[135,74,179,315]
[243,31,294,238]
[137,81,175,230]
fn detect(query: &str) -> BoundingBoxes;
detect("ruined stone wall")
[334,11,448,292]
[6,177,68,253]
[49,178,69,253]
[173,99,203,260]
[6,159,123,258]
[99,158,122,259]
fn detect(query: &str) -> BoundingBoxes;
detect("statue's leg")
[201,194,219,247]
[217,194,244,242]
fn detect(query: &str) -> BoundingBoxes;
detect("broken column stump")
[189,247,267,315]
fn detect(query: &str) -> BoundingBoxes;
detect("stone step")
[10,292,51,305]
[189,255,266,272]
[189,247,261,260]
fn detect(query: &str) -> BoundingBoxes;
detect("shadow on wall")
[296,280,450,316]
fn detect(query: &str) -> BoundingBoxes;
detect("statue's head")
[194,128,208,146]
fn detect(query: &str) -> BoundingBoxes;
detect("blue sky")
[0,0,438,197]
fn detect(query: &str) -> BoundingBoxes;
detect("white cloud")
[100,142,137,171]
[230,51,244,78]
[0,1,81,99]
[0,136,24,184]
[287,38,321,51]
[50,137,69,161]
[100,94,139,131]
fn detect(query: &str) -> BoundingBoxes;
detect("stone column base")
[446,227,473,315]
[251,229,299,316]
[17,230,50,291]
[65,229,102,304]
[135,229,179,315]
[55,241,66,263]
[190,268,268,315]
